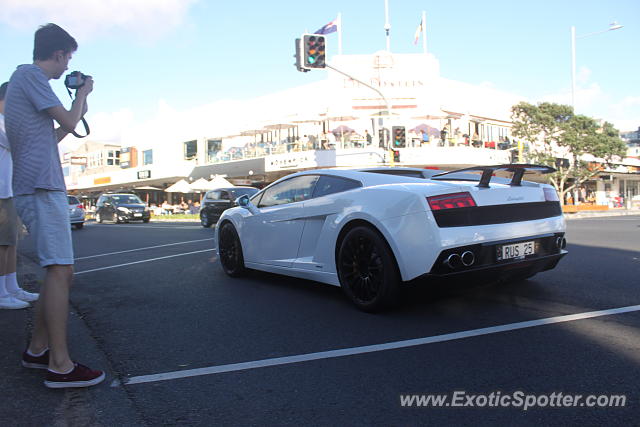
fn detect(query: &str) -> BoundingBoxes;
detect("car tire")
[74,223,84,229]
[218,222,246,277]
[143,218,150,223]
[337,226,400,312]
[200,213,212,228]
[96,213,102,223]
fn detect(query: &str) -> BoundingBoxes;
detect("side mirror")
[236,195,259,215]
[237,195,250,207]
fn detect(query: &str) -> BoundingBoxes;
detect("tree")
[511,102,627,205]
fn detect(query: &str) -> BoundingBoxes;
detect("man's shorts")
[0,197,19,246]
[14,190,74,267]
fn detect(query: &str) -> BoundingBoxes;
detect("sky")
[1,0,638,152]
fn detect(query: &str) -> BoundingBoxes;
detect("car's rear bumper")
[422,232,567,282]
[422,251,566,283]
[69,215,85,224]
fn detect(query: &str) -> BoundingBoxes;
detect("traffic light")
[302,34,326,69]
[393,150,400,163]
[392,126,406,148]
[294,38,307,72]
[378,128,389,148]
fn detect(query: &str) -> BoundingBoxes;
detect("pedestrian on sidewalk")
[5,23,104,388]
[0,82,39,310]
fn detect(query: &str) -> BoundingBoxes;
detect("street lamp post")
[571,22,623,111]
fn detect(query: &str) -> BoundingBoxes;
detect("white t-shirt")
[0,114,12,198]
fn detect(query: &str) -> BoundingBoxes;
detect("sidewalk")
[0,252,142,426]
[562,208,640,220]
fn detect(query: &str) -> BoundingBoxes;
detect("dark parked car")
[68,195,85,229]
[95,193,150,224]
[200,186,258,228]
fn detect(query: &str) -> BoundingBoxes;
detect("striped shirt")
[5,64,64,195]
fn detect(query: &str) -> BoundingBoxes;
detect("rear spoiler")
[431,164,556,188]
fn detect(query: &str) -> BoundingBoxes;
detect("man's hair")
[0,82,7,101]
[33,23,78,61]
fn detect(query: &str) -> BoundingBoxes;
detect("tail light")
[77,204,84,210]
[543,187,559,202]
[427,192,476,211]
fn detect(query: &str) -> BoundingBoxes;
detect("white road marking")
[120,304,640,386]
[74,249,214,275]
[75,238,214,260]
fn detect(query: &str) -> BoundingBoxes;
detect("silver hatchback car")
[68,195,85,229]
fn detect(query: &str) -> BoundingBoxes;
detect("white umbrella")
[164,179,193,193]
[208,175,233,189]
[189,178,213,192]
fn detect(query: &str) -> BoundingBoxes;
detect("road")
[8,216,640,426]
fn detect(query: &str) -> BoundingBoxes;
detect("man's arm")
[47,76,93,142]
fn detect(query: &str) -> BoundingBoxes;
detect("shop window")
[143,149,153,165]
[207,139,222,163]
[184,140,197,160]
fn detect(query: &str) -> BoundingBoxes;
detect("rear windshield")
[67,196,80,205]
[363,169,426,178]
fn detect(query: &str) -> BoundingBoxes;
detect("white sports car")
[214,165,567,311]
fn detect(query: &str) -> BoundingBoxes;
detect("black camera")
[64,71,89,89]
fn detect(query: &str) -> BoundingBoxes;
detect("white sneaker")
[0,296,30,309]
[11,289,39,302]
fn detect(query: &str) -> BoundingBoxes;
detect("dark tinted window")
[258,175,319,208]
[230,188,258,198]
[67,196,80,205]
[312,175,361,198]
[219,191,230,200]
[364,169,426,178]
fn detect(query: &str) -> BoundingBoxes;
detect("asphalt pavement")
[2,213,639,426]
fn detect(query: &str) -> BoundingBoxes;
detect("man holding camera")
[5,23,104,388]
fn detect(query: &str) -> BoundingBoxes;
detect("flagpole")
[422,11,427,54]
[384,0,391,52]
[338,12,343,55]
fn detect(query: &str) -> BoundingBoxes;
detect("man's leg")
[28,264,74,372]
[5,244,39,301]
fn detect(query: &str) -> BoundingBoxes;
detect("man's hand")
[76,75,94,98]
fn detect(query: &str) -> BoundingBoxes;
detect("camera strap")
[66,87,90,138]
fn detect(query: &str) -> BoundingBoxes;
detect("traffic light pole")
[325,63,393,150]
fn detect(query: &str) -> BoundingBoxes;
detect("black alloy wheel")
[337,226,400,312]
[200,212,212,228]
[218,222,245,277]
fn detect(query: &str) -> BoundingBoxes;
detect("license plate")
[134,213,142,217]
[497,241,535,260]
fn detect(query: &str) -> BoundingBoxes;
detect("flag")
[413,19,423,45]
[315,16,339,35]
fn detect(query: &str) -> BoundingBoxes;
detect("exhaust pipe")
[461,251,475,267]
[444,253,462,270]
[556,236,567,250]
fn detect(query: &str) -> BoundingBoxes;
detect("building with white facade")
[63,51,640,206]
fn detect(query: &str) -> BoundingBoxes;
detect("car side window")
[209,191,220,200]
[97,196,105,207]
[258,175,319,208]
[219,191,230,200]
[312,175,362,198]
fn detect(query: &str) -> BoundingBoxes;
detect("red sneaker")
[44,363,105,389]
[22,349,49,369]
